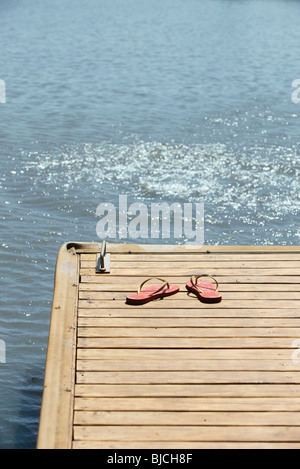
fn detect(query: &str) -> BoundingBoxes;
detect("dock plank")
[77,327,300,338]
[73,425,300,442]
[75,383,300,397]
[73,442,300,449]
[76,359,300,371]
[76,370,300,384]
[74,397,300,411]
[77,337,298,348]
[74,411,300,426]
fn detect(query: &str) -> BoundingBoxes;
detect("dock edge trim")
[37,243,79,449]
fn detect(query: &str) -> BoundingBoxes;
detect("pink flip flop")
[186,274,222,303]
[126,277,180,305]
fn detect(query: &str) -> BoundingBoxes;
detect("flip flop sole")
[126,285,180,306]
[186,281,222,304]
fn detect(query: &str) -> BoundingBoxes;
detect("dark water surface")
[0,0,300,448]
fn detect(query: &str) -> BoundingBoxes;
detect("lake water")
[0,0,300,448]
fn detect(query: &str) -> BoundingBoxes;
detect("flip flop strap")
[190,274,219,293]
[138,277,170,296]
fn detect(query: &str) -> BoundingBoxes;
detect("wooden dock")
[37,242,300,449]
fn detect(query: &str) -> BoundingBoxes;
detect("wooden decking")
[37,243,300,449]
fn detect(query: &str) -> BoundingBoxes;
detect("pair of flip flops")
[126,275,222,305]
